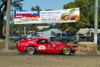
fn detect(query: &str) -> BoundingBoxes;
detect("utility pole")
[94,0,98,43]
[24,26,26,35]
[5,0,11,50]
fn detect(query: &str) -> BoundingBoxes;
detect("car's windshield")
[55,33,60,37]
[62,34,66,37]
[66,33,72,36]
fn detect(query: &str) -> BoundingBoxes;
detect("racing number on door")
[37,39,48,53]
[38,45,46,50]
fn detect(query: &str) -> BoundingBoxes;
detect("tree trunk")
[0,14,4,38]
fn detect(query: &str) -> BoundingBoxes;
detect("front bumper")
[17,44,27,53]
[70,46,76,53]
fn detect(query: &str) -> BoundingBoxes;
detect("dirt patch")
[0,56,100,67]
[0,39,5,50]
[0,49,18,53]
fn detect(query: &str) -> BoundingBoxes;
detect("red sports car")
[17,38,76,55]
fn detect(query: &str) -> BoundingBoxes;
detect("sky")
[22,0,75,11]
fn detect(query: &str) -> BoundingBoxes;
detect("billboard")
[14,10,40,24]
[14,8,80,24]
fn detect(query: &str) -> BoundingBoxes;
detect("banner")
[14,8,80,24]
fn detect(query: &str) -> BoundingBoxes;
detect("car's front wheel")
[26,46,36,55]
[62,47,71,55]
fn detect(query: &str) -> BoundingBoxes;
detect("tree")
[63,2,78,33]
[98,0,100,28]
[35,5,41,11]
[60,0,97,33]
[63,2,76,9]
[31,5,41,11]
[31,7,35,11]
[31,5,42,32]
[0,0,24,38]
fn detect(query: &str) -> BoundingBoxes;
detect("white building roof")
[77,28,100,35]
[36,26,50,30]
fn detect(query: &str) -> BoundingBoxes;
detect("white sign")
[38,45,46,50]
[14,8,80,24]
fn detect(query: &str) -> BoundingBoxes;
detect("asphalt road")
[0,52,100,57]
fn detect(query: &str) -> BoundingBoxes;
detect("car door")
[36,39,48,53]
[55,33,61,40]
[46,42,61,54]
[66,33,73,41]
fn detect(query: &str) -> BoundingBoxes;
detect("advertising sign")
[14,10,40,24]
[14,8,80,24]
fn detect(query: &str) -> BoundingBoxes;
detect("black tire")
[62,47,71,55]
[26,46,36,55]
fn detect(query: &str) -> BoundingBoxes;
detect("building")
[39,29,62,41]
[76,28,100,41]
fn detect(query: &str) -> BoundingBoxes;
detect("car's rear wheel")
[26,46,36,55]
[62,47,71,55]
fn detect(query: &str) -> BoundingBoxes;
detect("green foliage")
[75,0,88,7]
[0,0,24,37]
[65,26,75,33]
[76,11,90,28]
[63,2,76,9]
[58,0,99,34]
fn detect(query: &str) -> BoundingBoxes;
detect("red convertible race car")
[17,38,76,55]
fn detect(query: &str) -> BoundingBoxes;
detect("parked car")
[11,34,21,42]
[39,29,62,41]
[55,33,75,44]
[17,38,76,55]
[23,33,40,40]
